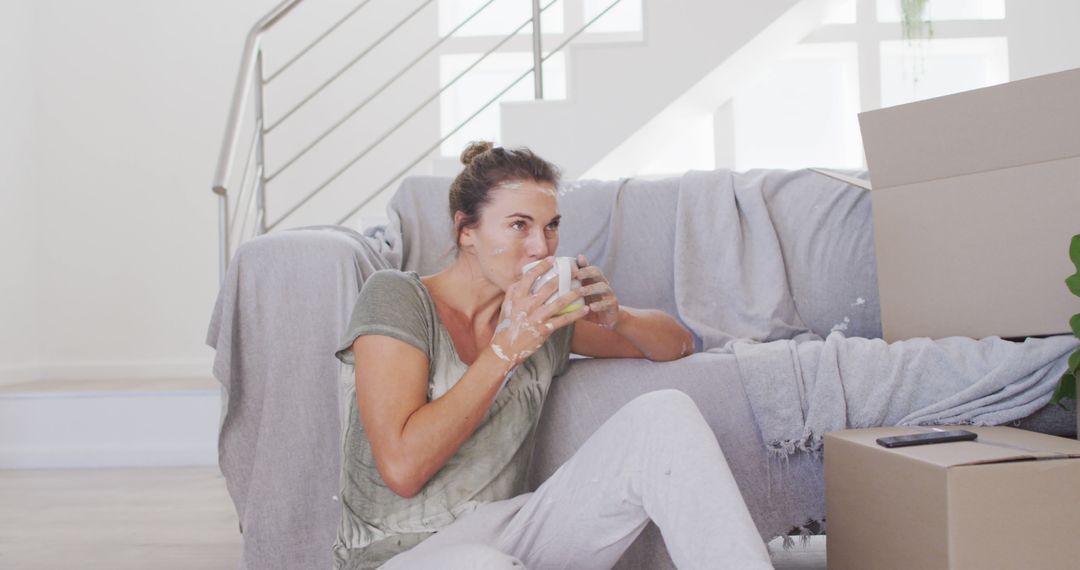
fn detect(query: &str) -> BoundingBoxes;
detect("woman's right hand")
[490,257,590,368]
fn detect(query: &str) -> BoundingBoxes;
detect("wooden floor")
[0,467,825,569]
[0,467,241,569]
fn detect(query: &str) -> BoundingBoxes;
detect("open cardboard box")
[825,426,1080,569]
[814,67,1080,344]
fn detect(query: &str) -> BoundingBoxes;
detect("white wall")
[0,0,40,383]
[1006,0,1080,80]
[5,0,1080,385]
[4,0,444,384]
[8,0,282,382]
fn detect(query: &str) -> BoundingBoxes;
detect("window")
[824,0,857,24]
[436,0,640,156]
[439,52,567,155]
[880,37,1008,107]
[734,43,862,170]
[731,0,1009,169]
[875,0,1005,22]
[439,0,564,36]
[583,0,642,33]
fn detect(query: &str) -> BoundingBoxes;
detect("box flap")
[809,168,872,190]
[826,426,1080,469]
[858,67,1080,190]
[955,425,1080,465]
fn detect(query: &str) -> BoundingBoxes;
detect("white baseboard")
[0,359,215,386]
[0,388,221,469]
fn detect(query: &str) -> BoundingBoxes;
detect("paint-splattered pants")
[382,389,773,570]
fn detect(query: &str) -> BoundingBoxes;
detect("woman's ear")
[454,211,475,252]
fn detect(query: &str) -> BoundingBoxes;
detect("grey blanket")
[672,170,1078,455]
[735,332,1078,457]
[206,169,1075,570]
[206,226,395,570]
[675,170,822,351]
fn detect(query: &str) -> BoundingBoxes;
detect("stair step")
[0,378,221,470]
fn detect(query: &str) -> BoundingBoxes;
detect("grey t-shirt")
[332,270,575,569]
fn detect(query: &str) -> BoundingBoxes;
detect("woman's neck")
[423,257,505,330]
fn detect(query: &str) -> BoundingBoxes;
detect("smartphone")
[876,429,978,448]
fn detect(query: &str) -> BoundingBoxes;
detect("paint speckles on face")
[495,180,558,198]
[526,185,557,198]
[557,181,585,197]
[851,297,866,307]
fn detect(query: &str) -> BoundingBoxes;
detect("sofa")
[206,168,1077,570]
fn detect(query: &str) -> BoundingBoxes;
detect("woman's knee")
[623,389,702,420]
[616,390,718,446]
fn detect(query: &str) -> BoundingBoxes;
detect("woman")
[333,142,773,569]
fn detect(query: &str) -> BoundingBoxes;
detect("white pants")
[382,390,773,570]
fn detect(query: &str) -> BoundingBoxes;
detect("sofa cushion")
[757,169,881,339]
[386,170,882,341]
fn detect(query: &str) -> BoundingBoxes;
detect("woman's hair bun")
[460,141,495,166]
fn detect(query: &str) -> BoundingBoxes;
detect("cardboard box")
[815,68,1080,342]
[825,426,1080,570]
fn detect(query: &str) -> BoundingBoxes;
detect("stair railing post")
[217,191,229,284]
[254,50,268,234]
[532,0,543,99]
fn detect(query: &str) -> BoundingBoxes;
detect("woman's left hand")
[573,254,621,329]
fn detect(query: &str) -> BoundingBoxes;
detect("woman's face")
[459,179,561,291]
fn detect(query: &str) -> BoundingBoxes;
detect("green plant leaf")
[1071,349,1080,375]
[1070,234,1080,270]
[1072,314,1080,339]
[1051,372,1076,407]
[1067,274,1080,297]
[1068,234,1080,296]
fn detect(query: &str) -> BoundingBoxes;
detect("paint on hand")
[831,316,851,333]
[491,343,512,362]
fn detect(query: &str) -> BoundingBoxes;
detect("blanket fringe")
[765,430,826,460]
[779,518,826,549]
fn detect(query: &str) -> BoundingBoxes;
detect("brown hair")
[448,141,561,252]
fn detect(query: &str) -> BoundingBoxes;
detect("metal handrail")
[264,0,375,84]
[212,0,304,281]
[264,0,436,134]
[531,0,544,99]
[336,0,627,226]
[212,0,304,196]
[229,121,261,233]
[264,0,501,183]
[265,0,561,231]
[214,0,627,282]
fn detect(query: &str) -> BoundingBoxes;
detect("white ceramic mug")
[521,257,585,316]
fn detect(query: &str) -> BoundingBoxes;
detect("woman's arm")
[571,306,695,361]
[354,335,513,498]
[355,259,588,498]
[570,254,695,361]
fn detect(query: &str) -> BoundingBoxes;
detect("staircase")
[211,0,845,281]
[501,0,827,178]
[583,0,847,178]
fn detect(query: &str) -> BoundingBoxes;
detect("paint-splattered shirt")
[332,270,574,569]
